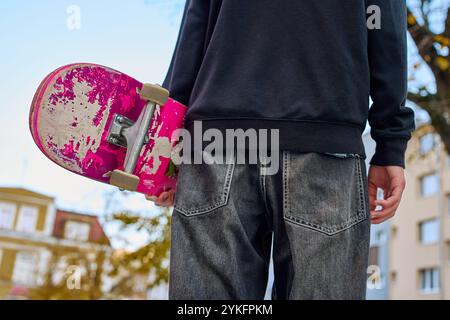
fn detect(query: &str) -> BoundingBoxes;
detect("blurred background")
[0,0,449,300]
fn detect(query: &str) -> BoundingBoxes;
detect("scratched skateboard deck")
[29,63,187,197]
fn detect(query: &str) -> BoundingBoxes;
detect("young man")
[152,0,415,299]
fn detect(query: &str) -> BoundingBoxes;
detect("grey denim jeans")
[169,152,371,300]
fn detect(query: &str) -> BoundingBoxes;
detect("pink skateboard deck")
[29,63,187,197]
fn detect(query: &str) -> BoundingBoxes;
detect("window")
[0,202,17,230]
[16,206,38,232]
[448,242,450,263]
[420,268,440,294]
[419,133,435,155]
[419,219,440,245]
[64,221,90,241]
[420,173,439,197]
[12,251,37,286]
[368,246,379,267]
[447,195,450,214]
[391,226,398,238]
[390,271,397,284]
[374,229,387,243]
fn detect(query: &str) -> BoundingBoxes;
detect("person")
[149,0,415,299]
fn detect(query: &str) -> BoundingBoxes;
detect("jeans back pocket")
[283,152,368,236]
[174,158,235,217]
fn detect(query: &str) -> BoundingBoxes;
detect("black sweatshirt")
[162,0,415,167]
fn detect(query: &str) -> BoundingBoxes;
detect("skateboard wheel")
[139,83,169,106]
[110,169,140,191]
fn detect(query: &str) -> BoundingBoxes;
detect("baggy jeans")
[169,152,371,300]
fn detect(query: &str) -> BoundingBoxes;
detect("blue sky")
[0,0,185,248]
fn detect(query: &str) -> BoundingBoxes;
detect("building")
[0,187,111,299]
[365,124,450,300]
[0,187,56,298]
[389,124,450,299]
[53,210,110,245]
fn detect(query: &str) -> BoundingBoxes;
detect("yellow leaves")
[435,57,450,71]
[407,13,417,27]
[434,35,450,47]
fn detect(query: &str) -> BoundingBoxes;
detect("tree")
[104,190,171,299]
[29,246,106,300]
[407,0,450,152]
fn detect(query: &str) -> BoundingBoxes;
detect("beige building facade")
[0,187,112,299]
[389,124,450,299]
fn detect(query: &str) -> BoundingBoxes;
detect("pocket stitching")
[284,212,368,236]
[283,155,368,236]
[355,158,366,216]
[175,161,236,216]
[283,151,290,218]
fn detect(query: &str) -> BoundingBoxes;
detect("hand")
[368,165,406,224]
[146,189,175,207]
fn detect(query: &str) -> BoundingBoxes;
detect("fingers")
[370,199,399,223]
[368,165,406,225]
[147,190,175,207]
[156,191,175,207]
[375,185,401,209]
[145,195,157,202]
[370,208,397,224]
[370,185,403,224]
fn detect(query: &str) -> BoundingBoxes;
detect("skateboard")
[29,63,187,197]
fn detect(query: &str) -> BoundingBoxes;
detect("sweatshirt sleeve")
[367,0,415,168]
[162,0,210,106]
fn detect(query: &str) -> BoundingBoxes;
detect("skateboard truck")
[107,115,137,148]
[107,114,151,148]
[109,84,169,192]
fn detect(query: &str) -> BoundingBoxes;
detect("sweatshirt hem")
[184,119,366,158]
